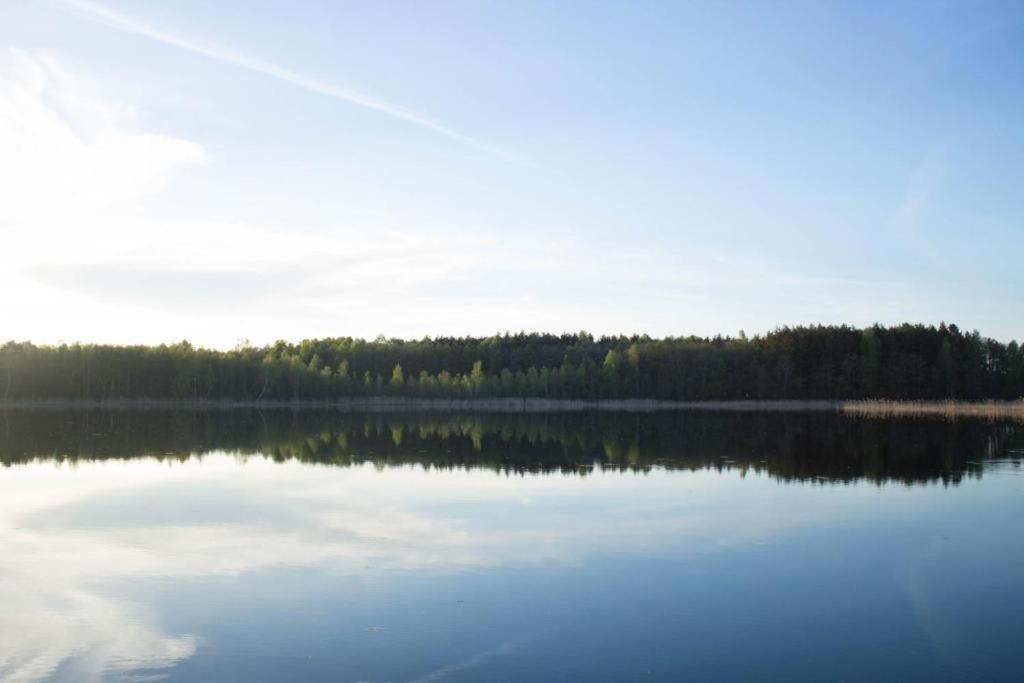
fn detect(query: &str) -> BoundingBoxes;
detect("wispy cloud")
[0,47,205,220]
[55,0,523,162]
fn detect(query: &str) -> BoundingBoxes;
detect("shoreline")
[0,397,1021,419]
[0,397,841,412]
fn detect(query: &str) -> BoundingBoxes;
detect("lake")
[1,409,1023,681]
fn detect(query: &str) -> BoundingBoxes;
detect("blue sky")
[1,0,1021,347]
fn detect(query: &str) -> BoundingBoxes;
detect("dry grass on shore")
[842,400,1024,421]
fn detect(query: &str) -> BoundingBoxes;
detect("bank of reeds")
[842,399,1024,421]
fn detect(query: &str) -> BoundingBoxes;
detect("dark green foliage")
[1,323,1021,401]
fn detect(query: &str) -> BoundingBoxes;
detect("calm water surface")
[1,410,1023,681]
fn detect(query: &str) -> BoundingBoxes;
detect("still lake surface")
[1,409,1023,682]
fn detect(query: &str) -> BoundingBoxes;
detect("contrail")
[55,0,523,163]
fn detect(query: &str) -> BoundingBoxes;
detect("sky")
[1,0,1022,348]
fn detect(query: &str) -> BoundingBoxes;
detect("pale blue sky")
[1,0,1021,347]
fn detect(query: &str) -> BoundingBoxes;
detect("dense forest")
[1,323,1022,402]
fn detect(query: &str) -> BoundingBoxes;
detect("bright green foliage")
[0,323,1022,402]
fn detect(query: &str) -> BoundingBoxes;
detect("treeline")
[1,323,1022,402]
[2,409,1022,484]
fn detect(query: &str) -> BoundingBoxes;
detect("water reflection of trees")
[1,410,1021,485]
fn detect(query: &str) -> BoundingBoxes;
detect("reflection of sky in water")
[2,455,1023,681]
